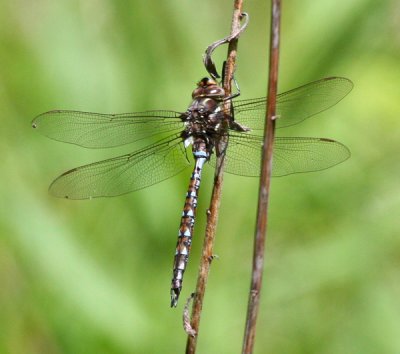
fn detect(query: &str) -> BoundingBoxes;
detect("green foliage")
[1,1,399,353]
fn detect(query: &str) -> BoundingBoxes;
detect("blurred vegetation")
[1,1,399,353]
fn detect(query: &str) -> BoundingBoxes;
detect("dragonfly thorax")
[180,78,228,153]
[181,97,225,150]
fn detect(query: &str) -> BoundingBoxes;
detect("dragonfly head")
[197,77,217,87]
[192,77,225,99]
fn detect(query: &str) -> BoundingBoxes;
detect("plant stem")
[242,1,281,353]
[185,1,245,353]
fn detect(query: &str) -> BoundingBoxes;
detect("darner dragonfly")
[32,76,353,307]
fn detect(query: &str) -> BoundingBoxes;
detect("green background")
[1,1,399,353]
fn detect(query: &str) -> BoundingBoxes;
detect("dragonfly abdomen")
[171,144,208,307]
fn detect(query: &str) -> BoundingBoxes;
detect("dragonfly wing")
[209,133,350,177]
[233,77,353,130]
[32,110,184,148]
[49,135,190,199]
[209,134,262,177]
[272,136,350,176]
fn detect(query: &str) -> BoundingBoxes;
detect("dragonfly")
[32,76,353,307]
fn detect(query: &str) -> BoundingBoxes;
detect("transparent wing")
[32,110,184,148]
[49,135,191,199]
[233,77,353,130]
[209,132,350,177]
